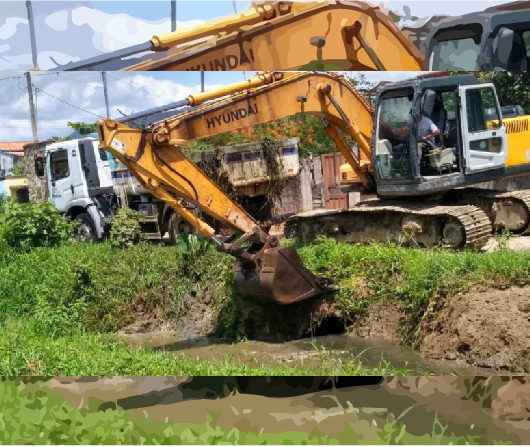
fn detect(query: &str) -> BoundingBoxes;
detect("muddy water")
[120,333,489,374]
[39,377,529,444]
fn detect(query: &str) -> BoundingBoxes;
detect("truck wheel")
[74,213,97,243]
[167,213,192,245]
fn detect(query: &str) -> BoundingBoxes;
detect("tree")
[478,72,530,113]
[67,121,98,135]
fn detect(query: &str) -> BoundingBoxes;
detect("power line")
[0,72,61,83]
[34,87,105,119]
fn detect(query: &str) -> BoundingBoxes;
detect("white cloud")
[45,10,69,32]
[0,73,210,140]
[0,50,81,71]
[70,6,203,53]
[0,17,27,40]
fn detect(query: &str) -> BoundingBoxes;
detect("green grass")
[298,237,530,316]
[1,238,530,375]
[0,242,233,334]
[0,380,488,444]
[0,319,408,376]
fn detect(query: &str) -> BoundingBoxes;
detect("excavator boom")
[97,76,341,304]
[57,1,423,71]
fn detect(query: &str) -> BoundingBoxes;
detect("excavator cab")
[373,74,508,198]
[425,5,530,71]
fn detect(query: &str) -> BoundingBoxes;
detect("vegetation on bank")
[0,234,530,374]
[1,200,530,374]
[0,319,407,376]
[0,380,487,444]
[298,237,530,317]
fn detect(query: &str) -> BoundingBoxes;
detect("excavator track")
[454,188,530,235]
[285,201,492,250]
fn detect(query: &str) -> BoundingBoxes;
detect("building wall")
[23,142,49,202]
[0,176,29,200]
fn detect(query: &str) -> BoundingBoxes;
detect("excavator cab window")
[429,25,483,70]
[376,89,413,180]
[491,25,530,71]
[466,88,501,133]
[417,88,460,177]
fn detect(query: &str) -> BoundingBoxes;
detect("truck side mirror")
[492,27,514,67]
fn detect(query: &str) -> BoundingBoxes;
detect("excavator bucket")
[234,246,334,305]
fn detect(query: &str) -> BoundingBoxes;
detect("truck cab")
[424,4,530,71]
[44,137,115,240]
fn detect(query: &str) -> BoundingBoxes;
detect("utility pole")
[171,0,177,32]
[101,72,110,117]
[232,0,238,13]
[25,1,39,71]
[25,72,38,142]
[200,71,205,92]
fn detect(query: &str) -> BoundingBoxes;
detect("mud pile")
[418,286,530,372]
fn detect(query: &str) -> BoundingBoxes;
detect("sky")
[0,0,516,70]
[0,70,419,140]
[0,0,516,140]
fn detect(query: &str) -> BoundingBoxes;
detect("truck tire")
[74,213,97,243]
[167,213,192,245]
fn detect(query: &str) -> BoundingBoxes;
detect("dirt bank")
[336,286,530,373]
[120,282,529,373]
[418,286,530,372]
[351,286,530,372]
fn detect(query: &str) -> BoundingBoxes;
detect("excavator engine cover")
[234,246,333,305]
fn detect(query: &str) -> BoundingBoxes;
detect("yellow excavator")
[57,1,423,71]
[97,71,530,305]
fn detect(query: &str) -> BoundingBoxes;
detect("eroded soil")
[418,286,530,372]
[121,278,530,373]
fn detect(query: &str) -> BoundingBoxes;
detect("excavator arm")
[97,71,374,305]
[138,71,375,188]
[59,1,423,72]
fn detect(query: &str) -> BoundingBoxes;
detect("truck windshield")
[376,92,413,179]
[429,25,482,70]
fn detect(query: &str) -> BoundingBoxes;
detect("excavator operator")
[417,89,444,173]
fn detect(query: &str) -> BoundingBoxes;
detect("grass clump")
[109,207,142,248]
[0,242,233,334]
[298,237,530,317]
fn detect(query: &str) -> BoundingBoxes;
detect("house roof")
[0,141,33,157]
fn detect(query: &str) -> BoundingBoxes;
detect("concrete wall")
[0,176,29,200]
[23,142,49,202]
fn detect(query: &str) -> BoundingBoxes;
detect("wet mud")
[38,376,530,444]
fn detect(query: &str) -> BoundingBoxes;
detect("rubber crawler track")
[286,202,493,249]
